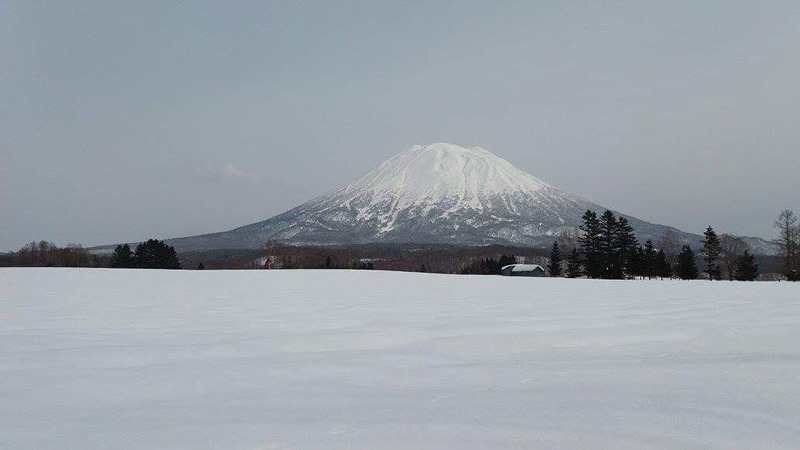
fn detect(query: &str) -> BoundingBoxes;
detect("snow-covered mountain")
[168,143,704,251]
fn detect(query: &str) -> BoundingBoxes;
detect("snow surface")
[2,268,799,449]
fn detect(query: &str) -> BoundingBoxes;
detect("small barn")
[501,264,545,277]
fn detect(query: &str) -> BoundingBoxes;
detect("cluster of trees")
[0,241,104,267]
[568,210,649,279]
[110,239,181,269]
[628,240,673,279]
[0,238,181,270]
[320,255,374,270]
[547,210,760,280]
[459,254,518,274]
[696,227,759,281]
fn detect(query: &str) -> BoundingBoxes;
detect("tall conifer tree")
[735,251,759,281]
[579,210,602,278]
[643,240,657,278]
[614,216,638,278]
[701,226,722,280]
[655,250,672,279]
[110,244,134,268]
[629,246,645,278]
[599,210,619,278]
[566,248,582,278]
[548,241,562,277]
[675,245,699,280]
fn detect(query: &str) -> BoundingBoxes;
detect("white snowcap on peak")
[336,142,551,209]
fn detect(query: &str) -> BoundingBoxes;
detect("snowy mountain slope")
[740,236,781,256]
[169,143,700,251]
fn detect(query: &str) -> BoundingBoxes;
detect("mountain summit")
[343,143,551,208]
[169,143,693,251]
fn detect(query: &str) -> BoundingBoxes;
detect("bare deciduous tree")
[773,209,799,278]
[658,229,680,267]
[719,234,749,281]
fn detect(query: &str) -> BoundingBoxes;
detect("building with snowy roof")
[501,264,545,277]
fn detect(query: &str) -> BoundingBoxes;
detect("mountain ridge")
[165,143,716,252]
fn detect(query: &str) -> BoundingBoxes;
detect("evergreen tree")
[643,240,657,278]
[614,216,638,278]
[655,250,672,279]
[548,241,563,277]
[486,257,502,275]
[325,256,333,268]
[735,251,759,281]
[599,210,619,278]
[628,246,644,278]
[421,264,428,273]
[566,248,582,278]
[197,262,205,270]
[579,210,602,278]
[110,243,134,268]
[675,245,699,280]
[701,226,722,280]
[133,239,181,269]
[631,245,647,277]
[498,254,517,268]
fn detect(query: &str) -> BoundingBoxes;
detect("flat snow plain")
[2,268,799,449]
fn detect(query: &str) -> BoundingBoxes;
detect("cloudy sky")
[2,1,799,251]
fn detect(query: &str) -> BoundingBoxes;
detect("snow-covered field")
[2,269,799,449]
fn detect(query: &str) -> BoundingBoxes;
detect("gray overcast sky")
[2,1,799,251]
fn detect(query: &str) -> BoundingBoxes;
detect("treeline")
[0,241,105,267]
[247,242,549,273]
[458,254,518,274]
[543,209,763,280]
[5,208,796,279]
[181,244,380,271]
[260,244,374,270]
[0,239,181,269]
